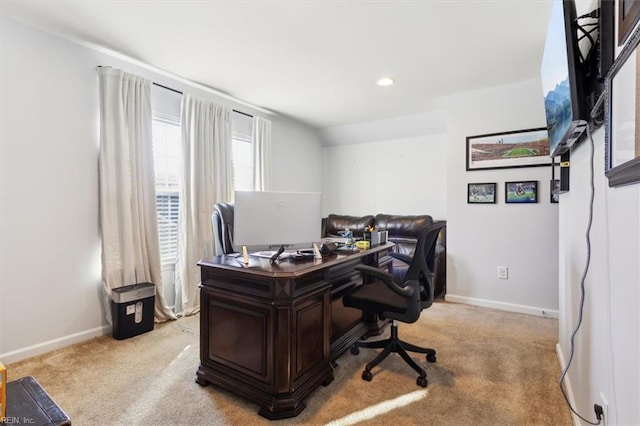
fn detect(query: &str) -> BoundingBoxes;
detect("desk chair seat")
[343,221,446,388]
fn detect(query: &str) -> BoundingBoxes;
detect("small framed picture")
[550,179,560,203]
[467,182,497,204]
[505,181,538,204]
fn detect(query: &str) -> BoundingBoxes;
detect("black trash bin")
[111,282,155,340]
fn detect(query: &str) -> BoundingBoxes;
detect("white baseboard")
[556,343,579,426]
[0,325,112,365]
[444,294,559,319]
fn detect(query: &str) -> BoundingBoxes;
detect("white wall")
[0,18,324,363]
[556,1,640,422]
[271,116,324,193]
[321,113,447,218]
[445,79,560,315]
[320,80,559,316]
[320,110,446,146]
[556,83,640,426]
[1,17,105,362]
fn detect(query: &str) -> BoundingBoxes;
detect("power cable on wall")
[558,91,607,425]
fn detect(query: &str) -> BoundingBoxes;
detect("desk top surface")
[198,243,393,278]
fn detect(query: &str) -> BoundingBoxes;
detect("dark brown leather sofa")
[212,205,447,297]
[322,214,447,298]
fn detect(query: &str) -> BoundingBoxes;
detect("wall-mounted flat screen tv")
[541,0,588,157]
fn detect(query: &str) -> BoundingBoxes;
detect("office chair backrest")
[212,202,235,255]
[404,221,447,309]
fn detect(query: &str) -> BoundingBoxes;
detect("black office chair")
[212,202,235,255]
[390,222,447,299]
[343,221,446,387]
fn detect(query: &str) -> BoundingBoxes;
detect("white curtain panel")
[176,94,233,315]
[252,116,272,191]
[97,66,176,322]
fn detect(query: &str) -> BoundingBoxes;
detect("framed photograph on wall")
[605,24,640,187]
[505,181,538,204]
[468,183,497,204]
[618,0,640,46]
[466,128,551,171]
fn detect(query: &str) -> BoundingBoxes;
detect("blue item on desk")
[338,229,354,248]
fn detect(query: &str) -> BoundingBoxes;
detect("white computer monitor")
[234,191,322,250]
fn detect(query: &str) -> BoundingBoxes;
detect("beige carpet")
[6,302,571,425]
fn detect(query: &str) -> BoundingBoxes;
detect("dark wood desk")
[196,243,393,419]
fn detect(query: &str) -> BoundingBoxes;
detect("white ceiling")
[1,0,552,129]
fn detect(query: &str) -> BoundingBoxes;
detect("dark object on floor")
[111,282,155,340]
[4,376,71,425]
[343,221,446,387]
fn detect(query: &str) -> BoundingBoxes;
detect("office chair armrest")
[389,252,412,265]
[355,265,415,299]
[356,264,394,282]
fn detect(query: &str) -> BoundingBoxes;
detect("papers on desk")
[249,250,298,260]
[250,250,317,260]
[322,237,348,245]
[250,250,280,258]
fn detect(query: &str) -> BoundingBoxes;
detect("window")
[232,111,254,191]
[232,134,252,191]
[152,116,181,265]
[151,108,250,266]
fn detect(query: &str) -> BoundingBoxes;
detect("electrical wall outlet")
[600,392,609,426]
[497,266,509,279]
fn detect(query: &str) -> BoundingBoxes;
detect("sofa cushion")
[324,214,375,237]
[374,214,433,237]
[375,214,433,255]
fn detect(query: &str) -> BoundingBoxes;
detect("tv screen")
[234,191,322,249]
[541,0,587,157]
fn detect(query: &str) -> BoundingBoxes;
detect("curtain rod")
[94,59,271,115]
[152,82,253,118]
[96,68,254,118]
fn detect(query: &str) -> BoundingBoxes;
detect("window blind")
[152,116,181,265]
[156,192,179,263]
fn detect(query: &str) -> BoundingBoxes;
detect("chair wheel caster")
[416,376,428,388]
[350,345,360,355]
[362,370,372,381]
[426,353,436,363]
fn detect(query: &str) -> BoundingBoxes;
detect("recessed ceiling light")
[377,77,395,87]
